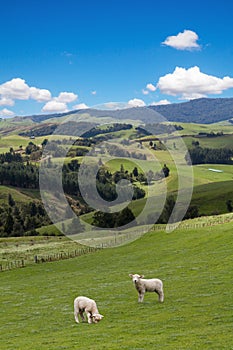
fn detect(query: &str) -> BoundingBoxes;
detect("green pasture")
[0,235,80,266]
[0,220,232,349]
[172,122,233,136]
[0,186,36,205]
[181,134,233,149]
[0,134,75,154]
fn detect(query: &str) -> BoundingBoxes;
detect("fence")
[0,247,100,272]
[0,260,25,272]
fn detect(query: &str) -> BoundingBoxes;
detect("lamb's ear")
[140,275,144,278]
[129,274,133,278]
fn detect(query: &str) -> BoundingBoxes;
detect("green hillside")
[0,219,232,349]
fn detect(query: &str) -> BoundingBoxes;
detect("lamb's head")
[92,313,104,323]
[129,273,144,284]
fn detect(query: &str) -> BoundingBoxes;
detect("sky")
[1,0,233,117]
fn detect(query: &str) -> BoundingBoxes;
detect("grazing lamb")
[129,273,164,303]
[74,296,104,324]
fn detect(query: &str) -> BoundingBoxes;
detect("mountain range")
[6,97,233,125]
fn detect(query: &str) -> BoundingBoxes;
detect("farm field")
[0,235,80,267]
[0,218,232,349]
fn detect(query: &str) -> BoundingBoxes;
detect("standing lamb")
[129,273,164,303]
[74,296,104,324]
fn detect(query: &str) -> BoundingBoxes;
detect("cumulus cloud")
[0,108,15,117]
[127,98,146,107]
[91,90,97,95]
[156,66,233,99]
[42,91,78,113]
[42,101,68,113]
[0,78,31,100]
[0,78,51,104]
[0,97,14,106]
[73,103,89,110]
[146,83,156,91]
[142,83,156,95]
[162,30,200,50]
[151,99,171,106]
[29,87,51,102]
[0,77,79,114]
[56,92,78,103]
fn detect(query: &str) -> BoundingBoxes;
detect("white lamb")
[129,273,164,303]
[74,296,104,324]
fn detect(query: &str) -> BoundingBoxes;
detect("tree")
[226,199,233,212]
[162,164,170,178]
[4,212,14,234]
[132,167,138,177]
[146,170,154,185]
[67,217,85,235]
[116,207,135,227]
[8,193,15,207]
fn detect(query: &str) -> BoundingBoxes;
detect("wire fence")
[0,246,100,272]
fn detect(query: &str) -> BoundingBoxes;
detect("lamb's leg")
[74,309,80,323]
[80,310,85,322]
[159,290,164,302]
[138,292,144,302]
[86,312,93,324]
[155,289,164,302]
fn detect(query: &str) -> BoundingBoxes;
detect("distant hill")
[149,97,233,124]
[9,97,233,125]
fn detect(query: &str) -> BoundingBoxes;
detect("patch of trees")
[19,121,98,137]
[19,124,57,137]
[92,207,135,228]
[0,195,51,237]
[0,162,39,188]
[146,196,199,224]
[196,131,224,138]
[76,164,146,204]
[81,123,133,138]
[144,123,183,135]
[135,126,152,137]
[0,152,23,163]
[105,143,147,160]
[185,147,233,165]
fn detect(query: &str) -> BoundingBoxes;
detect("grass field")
[0,186,38,205]
[0,236,80,266]
[0,219,232,350]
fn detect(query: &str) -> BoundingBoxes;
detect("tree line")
[186,147,233,165]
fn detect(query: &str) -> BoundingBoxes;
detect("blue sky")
[1,0,233,117]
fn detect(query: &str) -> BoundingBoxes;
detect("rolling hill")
[0,218,232,349]
[2,97,233,127]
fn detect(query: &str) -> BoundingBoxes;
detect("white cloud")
[73,103,89,109]
[29,87,51,102]
[0,78,31,100]
[42,101,68,113]
[162,30,200,50]
[0,108,15,117]
[0,78,52,104]
[156,66,233,99]
[91,90,97,95]
[146,83,156,91]
[127,98,146,107]
[0,97,14,106]
[142,89,149,95]
[56,92,78,103]
[151,99,171,106]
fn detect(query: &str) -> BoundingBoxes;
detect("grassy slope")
[0,236,81,266]
[0,186,39,205]
[0,220,232,350]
